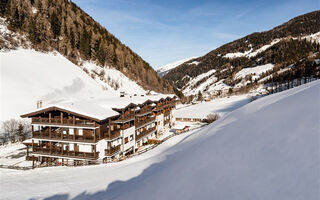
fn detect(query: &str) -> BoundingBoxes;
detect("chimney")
[37,100,43,109]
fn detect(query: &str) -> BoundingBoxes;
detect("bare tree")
[2,119,19,143]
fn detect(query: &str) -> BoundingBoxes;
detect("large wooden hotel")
[21,95,176,166]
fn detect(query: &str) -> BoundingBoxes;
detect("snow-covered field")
[1,80,318,200]
[0,142,31,167]
[176,95,250,119]
[0,49,146,122]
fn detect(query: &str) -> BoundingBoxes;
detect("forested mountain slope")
[0,0,174,94]
[164,11,320,97]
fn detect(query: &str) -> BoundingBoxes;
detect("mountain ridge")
[164,10,320,98]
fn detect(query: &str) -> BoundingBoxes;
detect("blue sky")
[73,0,319,69]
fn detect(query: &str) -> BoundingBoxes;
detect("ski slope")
[1,80,319,200]
[0,49,145,122]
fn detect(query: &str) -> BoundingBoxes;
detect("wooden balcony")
[136,108,153,116]
[164,110,170,116]
[105,145,121,156]
[33,131,97,143]
[32,117,96,127]
[135,127,156,141]
[105,129,121,140]
[112,113,135,123]
[135,116,156,129]
[32,146,99,160]
[164,118,170,125]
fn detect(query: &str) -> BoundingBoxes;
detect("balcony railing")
[33,131,97,143]
[136,108,153,116]
[135,116,156,128]
[105,145,121,156]
[32,146,99,160]
[164,110,170,116]
[32,117,96,127]
[105,129,121,140]
[112,113,135,123]
[135,127,156,141]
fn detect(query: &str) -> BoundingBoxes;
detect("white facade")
[122,126,135,152]
[156,114,164,134]
[171,108,176,125]
[78,144,92,153]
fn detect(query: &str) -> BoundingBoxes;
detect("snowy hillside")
[1,80,319,200]
[0,49,146,122]
[164,11,320,98]
[179,32,320,97]
[157,57,195,77]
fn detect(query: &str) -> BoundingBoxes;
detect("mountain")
[0,0,175,94]
[164,11,320,98]
[157,57,195,77]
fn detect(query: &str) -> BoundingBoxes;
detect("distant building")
[21,95,176,167]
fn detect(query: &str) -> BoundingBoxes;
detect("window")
[124,137,129,144]
[130,135,133,141]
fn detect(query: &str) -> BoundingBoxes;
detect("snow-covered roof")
[21,94,176,121]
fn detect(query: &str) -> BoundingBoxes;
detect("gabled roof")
[21,101,120,121]
[21,94,176,121]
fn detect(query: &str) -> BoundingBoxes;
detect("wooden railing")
[32,146,99,159]
[136,108,153,116]
[105,129,121,140]
[135,116,156,128]
[105,145,121,156]
[135,127,156,141]
[32,117,96,127]
[112,113,135,123]
[163,110,170,116]
[33,131,96,143]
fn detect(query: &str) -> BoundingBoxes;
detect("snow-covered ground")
[156,57,195,77]
[0,49,146,122]
[0,142,31,167]
[2,79,318,200]
[176,95,250,119]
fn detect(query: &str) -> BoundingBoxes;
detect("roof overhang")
[20,106,103,122]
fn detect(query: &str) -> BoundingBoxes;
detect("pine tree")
[50,11,61,38]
